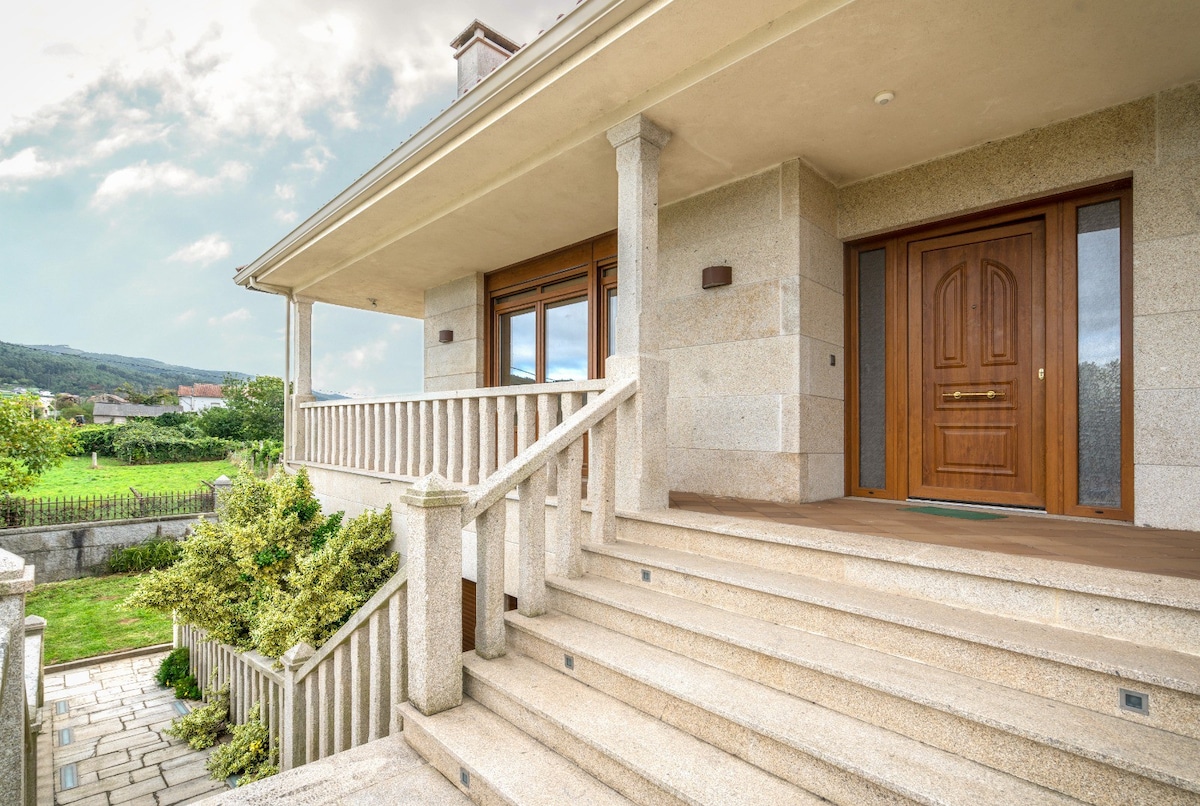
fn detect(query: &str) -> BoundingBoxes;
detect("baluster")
[497,396,516,466]
[555,393,585,577]
[305,676,319,764]
[589,413,617,543]
[419,401,434,476]
[479,397,497,481]
[360,405,371,470]
[433,399,449,477]
[350,626,370,747]
[517,395,537,453]
[318,662,333,759]
[373,403,384,471]
[384,402,395,474]
[447,398,463,483]
[368,609,390,741]
[388,589,406,734]
[242,662,251,724]
[538,394,560,491]
[355,406,364,469]
[476,503,507,658]
[334,645,351,752]
[303,409,311,462]
[405,402,418,476]
[462,397,480,485]
[326,407,334,464]
[518,464,548,616]
[334,407,343,466]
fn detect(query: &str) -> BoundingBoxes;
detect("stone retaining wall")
[0,514,211,584]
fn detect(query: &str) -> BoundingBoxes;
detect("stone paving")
[44,650,230,806]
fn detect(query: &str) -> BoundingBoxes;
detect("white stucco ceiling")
[240,0,1200,317]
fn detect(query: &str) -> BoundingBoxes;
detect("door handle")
[942,390,1006,400]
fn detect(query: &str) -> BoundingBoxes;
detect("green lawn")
[23,456,239,499]
[25,574,173,665]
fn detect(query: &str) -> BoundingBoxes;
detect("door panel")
[909,222,1046,507]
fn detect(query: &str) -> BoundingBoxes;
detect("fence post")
[279,642,314,772]
[401,475,466,717]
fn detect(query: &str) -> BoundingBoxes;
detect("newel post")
[279,642,314,771]
[401,475,467,716]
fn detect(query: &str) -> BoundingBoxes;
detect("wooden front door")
[907,221,1046,508]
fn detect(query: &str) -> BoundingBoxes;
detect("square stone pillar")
[0,550,34,806]
[291,299,316,462]
[606,114,671,513]
[401,476,467,716]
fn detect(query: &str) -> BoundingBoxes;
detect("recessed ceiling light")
[874,90,895,106]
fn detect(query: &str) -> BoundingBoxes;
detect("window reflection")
[500,309,536,385]
[545,297,589,382]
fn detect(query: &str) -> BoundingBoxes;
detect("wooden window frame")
[844,180,1132,520]
[485,232,617,386]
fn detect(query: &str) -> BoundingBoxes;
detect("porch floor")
[667,493,1200,581]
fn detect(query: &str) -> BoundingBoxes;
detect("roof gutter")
[234,0,644,289]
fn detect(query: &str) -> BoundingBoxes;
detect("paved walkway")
[45,650,230,806]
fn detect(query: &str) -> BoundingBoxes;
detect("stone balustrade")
[296,379,611,486]
[0,547,38,806]
[176,567,408,772]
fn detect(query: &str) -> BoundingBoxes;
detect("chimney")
[451,20,520,97]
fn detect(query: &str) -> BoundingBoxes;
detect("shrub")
[155,647,203,700]
[206,703,278,785]
[108,537,183,573]
[127,469,397,657]
[112,422,234,464]
[72,425,121,457]
[165,685,229,750]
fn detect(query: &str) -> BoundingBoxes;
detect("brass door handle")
[942,390,1006,400]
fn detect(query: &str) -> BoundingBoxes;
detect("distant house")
[92,402,182,424]
[177,384,225,412]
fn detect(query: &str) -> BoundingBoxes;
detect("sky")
[0,0,568,397]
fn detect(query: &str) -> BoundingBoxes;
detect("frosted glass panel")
[857,249,887,489]
[1076,200,1122,508]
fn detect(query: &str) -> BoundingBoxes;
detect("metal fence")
[0,490,215,529]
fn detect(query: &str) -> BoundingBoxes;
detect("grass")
[22,456,239,499]
[25,574,172,665]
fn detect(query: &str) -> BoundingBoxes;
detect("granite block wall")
[423,274,486,393]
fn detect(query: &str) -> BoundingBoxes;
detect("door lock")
[1038,368,1045,380]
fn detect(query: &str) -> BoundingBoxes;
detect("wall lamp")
[438,330,455,343]
[701,265,732,289]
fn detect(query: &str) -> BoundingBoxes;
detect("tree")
[114,383,178,406]
[222,375,285,441]
[0,394,76,493]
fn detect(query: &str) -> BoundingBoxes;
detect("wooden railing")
[297,380,610,486]
[177,568,408,771]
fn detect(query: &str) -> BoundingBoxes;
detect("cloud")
[174,309,197,324]
[0,147,73,189]
[274,209,298,225]
[287,145,333,175]
[273,183,295,200]
[91,159,248,207]
[169,233,232,266]
[207,308,252,327]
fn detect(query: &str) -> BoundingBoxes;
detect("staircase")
[400,508,1200,806]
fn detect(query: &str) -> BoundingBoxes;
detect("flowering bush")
[207,703,278,785]
[165,685,229,750]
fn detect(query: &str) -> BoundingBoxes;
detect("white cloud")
[287,145,333,175]
[174,309,197,324]
[274,209,298,225]
[169,233,232,266]
[0,147,72,189]
[91,159,248,207]
[273,183,295,200]
[207,308,252,327]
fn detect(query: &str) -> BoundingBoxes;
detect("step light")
[641,569,651,582]
[1119,688,1150,715]
[55,700,69,715]
[60,764,78,790]
[460,767,471,787]
[564,654,575,670]
[58,728,72,746]
[173,700,191,716]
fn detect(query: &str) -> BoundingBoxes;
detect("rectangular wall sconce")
[438,330,454,343]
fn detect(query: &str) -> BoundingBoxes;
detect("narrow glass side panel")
[1076,200,1122,507]
[857,248,887,489]
[606,288,618,358]
[500,309,537,385]
[544,296,589,383]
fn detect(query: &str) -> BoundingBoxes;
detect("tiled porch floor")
[668,493,1200,580]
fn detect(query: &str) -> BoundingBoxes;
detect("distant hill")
[0,342,250,397]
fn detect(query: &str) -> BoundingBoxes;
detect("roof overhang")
[237,0,1200,318]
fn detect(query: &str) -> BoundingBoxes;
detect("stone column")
[0,549,34,806]
[401,476,467,716]
[292,299,316,463]
[606,114,672,513]
[279,642,314,771]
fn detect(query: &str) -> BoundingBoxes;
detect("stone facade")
[423,274,486,393]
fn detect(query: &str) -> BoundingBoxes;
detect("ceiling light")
[874,90,895,106]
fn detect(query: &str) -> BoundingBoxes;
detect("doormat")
[902,505,1007,521]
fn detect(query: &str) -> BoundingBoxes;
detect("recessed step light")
[1120,688,1149,715]
[58,728,72,746]
[641,569,651,582]
[54,700,69,715]
[460,767,471,787]
[173,701,190,716]
[564,654,575,670]
[60,764,78,790]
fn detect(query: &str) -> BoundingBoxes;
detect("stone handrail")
[176,566,408,772]
[401,375,637,715]
[0,549,37,806]
[296,379,612,487]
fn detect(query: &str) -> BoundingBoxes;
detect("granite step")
[582,538,1200,739]
[461,652,828,806]
[399,699,632,806]
[530,586,1200,806]
[614,510,1200,655]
